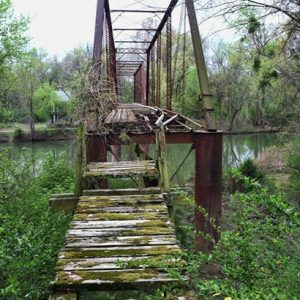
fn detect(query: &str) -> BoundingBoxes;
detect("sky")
[12,0,236,59]
[12,0,98,58]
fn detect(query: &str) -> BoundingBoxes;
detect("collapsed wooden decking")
[50,161,182,297]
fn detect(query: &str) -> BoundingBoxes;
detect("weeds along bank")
[165,159,300,300]
[0,151,73,299]
[0,146,299,299]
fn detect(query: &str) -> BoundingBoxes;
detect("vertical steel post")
[150,49,156,106]
[166,16,172,110]
[194,132,222,252]
[156,35,162,107]
[146,52,150,105]
[93,0,105,64]
[86,135,107,163]
[186,0,216,130]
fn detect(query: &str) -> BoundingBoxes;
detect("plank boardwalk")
[51,161,181,295]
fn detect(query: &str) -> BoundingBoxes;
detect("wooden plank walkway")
[51,161,181,294]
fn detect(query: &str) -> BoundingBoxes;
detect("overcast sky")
[12,0,235,58]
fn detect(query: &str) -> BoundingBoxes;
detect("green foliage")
[33,84,60,121]
[13,127,24,139]
[286,139,300,207]
[36,153,74,193]
[0,150,73,299]
[168,172,300,300]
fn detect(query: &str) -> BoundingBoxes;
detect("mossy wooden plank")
[83,187,161,196]
[76,204,167,214]
[59,245,181,259]
[79,194,164,202]
[54,269,173,286]
[70,219,171,229]
[66,226,174,238]
[49,292,78,300]
[64,235,177,248]
[56,255,181,271]
[76,200,165,211]
[73,212,168,221]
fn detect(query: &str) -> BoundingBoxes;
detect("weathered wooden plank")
[59,245,181,259]
[76,204,168,214]
[66,226,174,238]
[76,200,165,211]
[84,170,158,178]
[79,194,164,202]
[64,235,177,248]
[56,255,180,271]
[83,187,161,196]
[54,269,174,289]
[70,219,171,229]
[73,212,168,221]
[49,292,78,300]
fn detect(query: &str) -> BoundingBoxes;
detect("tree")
[14,49,50,140]
[0,0,29,122]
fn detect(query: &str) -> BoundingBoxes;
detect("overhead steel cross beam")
[114,28,157,31]
[111,9,166,13]
[147,0,179,53]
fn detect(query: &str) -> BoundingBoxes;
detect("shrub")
[286,139,300,208]
[13,127,24,139]
[228,158,265,192]
[168,170,300,300]
[0,150,73,299]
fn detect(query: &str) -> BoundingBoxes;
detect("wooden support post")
[74,123,85,197]
[156,123,170,192]
[194,131,222,252]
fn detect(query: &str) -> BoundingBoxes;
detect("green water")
[0,133,289,186]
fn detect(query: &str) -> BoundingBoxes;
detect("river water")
[0,133,289,186]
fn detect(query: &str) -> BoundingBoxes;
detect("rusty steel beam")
[113,28,157,31]
[147,0,179,53]
[117,60,144,63]
[166,16,172,110]
[111,9,165,13]
[146,51,150,105]
[116,48,147,54]
[186,0,216,130]
[93,0,105,63]
[86,135,107,163]
[116,41,151,44]
[194,132,222,252]
[104,132,197,145]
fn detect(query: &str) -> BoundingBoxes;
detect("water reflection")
[0,134,290,186]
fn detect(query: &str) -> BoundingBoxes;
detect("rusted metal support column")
[194,131,222,252]
[166,16,172,110]
[150,49,156,106]
[186,0,216,130]
[86,135,107,163]
[93,0,105,64]
[146,52,150,105]
[156,35,162,107]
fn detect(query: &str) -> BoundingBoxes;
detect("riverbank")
[0,123,76,143]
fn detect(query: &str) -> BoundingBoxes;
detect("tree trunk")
[29,98,35,142]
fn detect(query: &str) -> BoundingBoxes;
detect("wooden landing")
[51,190,181,293]
[84,160,158,178]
